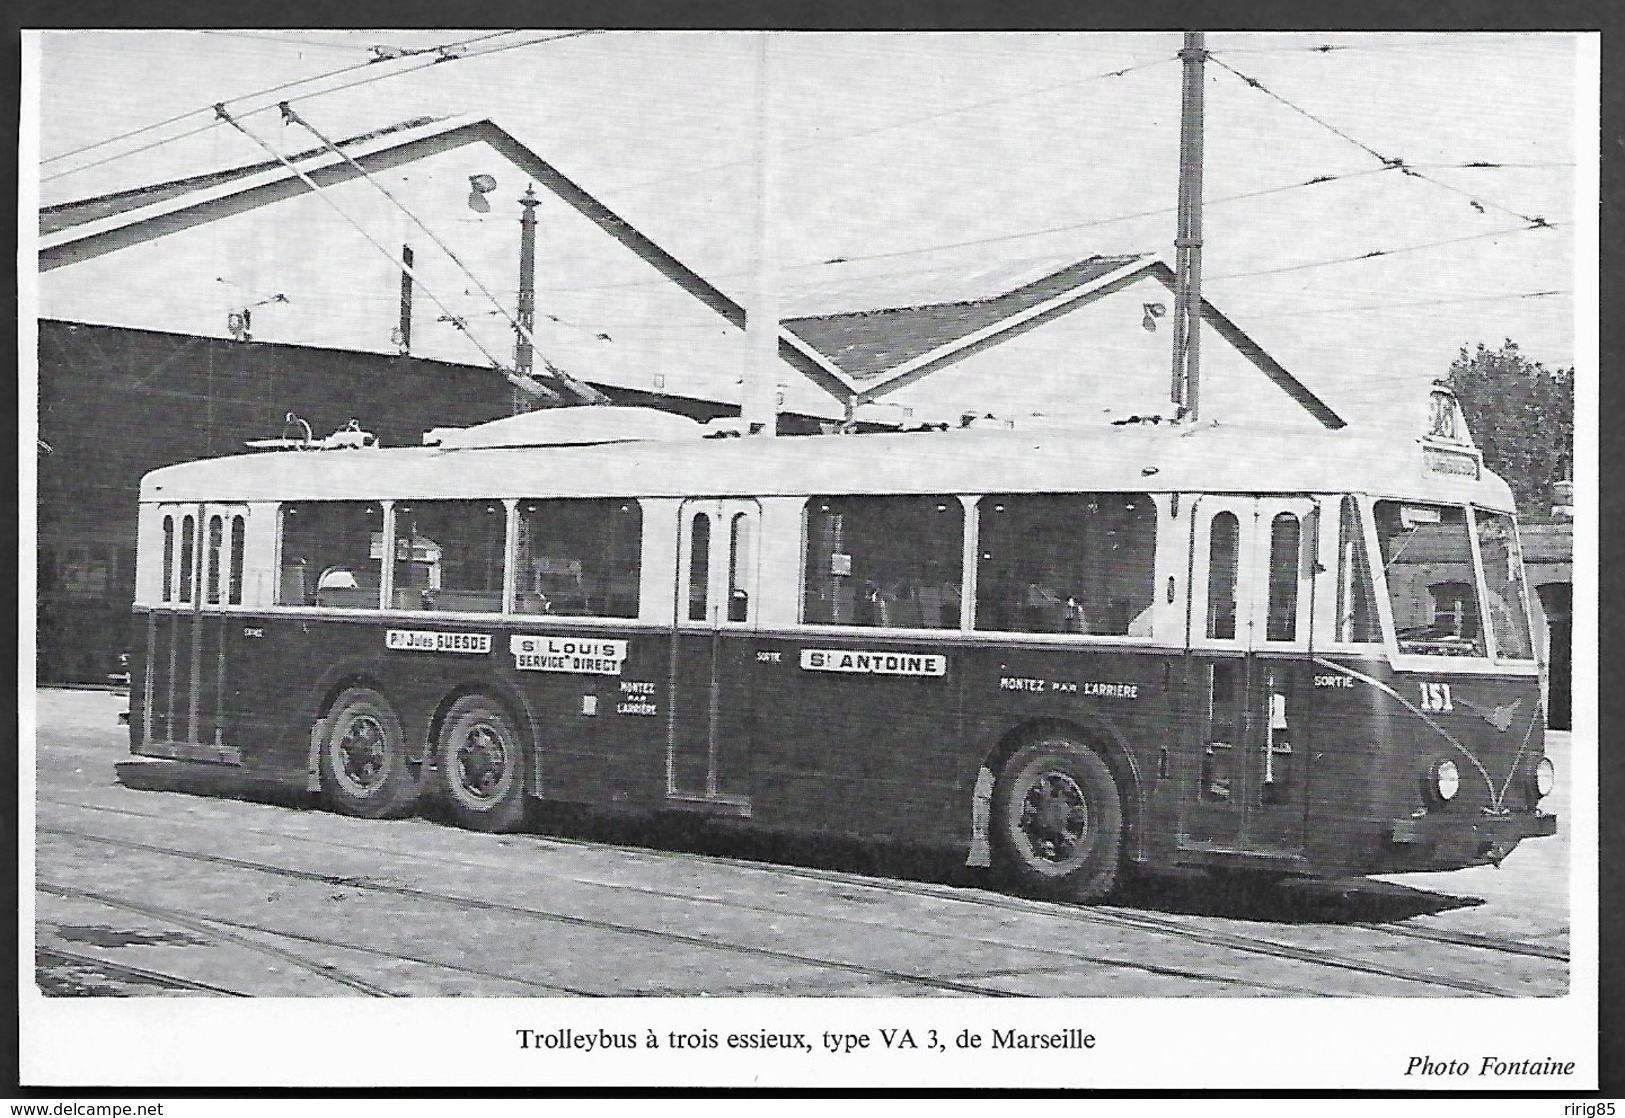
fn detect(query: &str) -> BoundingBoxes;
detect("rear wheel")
[436,695,529,832]
[319,687,417,819]
[991,737,1122,902]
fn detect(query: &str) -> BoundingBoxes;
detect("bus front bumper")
[1388,810,1557,868]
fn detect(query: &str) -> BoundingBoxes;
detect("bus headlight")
[1427,759,1461,805]
[1532,756,1555,800]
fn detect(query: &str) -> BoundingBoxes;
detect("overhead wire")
[1205,34,1571,57]
[1240,287,1570,318]
[603,52,1179,198]
[522,164,1400,296]
[1207,54,1553,226]
[41,30,601,187]
[1205,222,1563,283]
[196,31,374,55]
[42,30,518,169]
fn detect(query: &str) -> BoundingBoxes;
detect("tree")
[1446,340,1573,518]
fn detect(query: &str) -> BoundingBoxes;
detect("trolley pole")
[1169,31,1207,422]
[514,184,540,415]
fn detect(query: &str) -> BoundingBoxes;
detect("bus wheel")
[320,687,417,819]
[436,696,528,833]
[991,738,1122,902]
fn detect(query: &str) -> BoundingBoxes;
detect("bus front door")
[668,499,759,813]
[1181,496,1318,861]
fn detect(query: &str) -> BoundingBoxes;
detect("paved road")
[31,688,1570,999]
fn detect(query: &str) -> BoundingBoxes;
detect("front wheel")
[991,738,1122,902]
[436,695,529,832]
[319,687,417,819]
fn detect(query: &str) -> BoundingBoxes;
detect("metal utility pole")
[396,244,414,354]
[1169,31,1207,421]
[741,31,781,437]
[513,184,540,414]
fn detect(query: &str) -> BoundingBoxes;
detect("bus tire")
[436,695,528,833]
[991,738,1122,902]
[319,687,417,819]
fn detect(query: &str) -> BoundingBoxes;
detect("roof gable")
[783,254,1143,381]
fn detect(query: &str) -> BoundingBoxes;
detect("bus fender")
[974,714,1147,867]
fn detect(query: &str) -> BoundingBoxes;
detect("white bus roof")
[139,419,1515,509]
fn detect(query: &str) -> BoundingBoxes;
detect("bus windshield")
[1373,499,1532,660]
[1374,500,1486,657]
[1475,508,1535,661]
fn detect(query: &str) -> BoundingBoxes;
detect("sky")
[28,30,1591,437]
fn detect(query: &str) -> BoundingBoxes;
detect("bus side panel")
[742,634,968,844]
[233,616,380,782]
[960,644,1175,862]
[506,630,670,809]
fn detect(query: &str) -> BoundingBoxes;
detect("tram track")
[559,854,1551,997]
[39,793,1571,968]
[36,945,249,997]
[37,879,597,997]
[37,812,1554,996]
[39,823,1322,996]
[38,879,398,996]
[1347,918,1568,961]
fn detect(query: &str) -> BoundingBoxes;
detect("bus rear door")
[1181,496,1319,861]
[144,503,246,762]
[668,499,759,813]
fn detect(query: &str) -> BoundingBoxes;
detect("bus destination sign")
[510,635,628,675]
[1422,445,1481,480]
[385,629,492,654]
[800,649,947,677]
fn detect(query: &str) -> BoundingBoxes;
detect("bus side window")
[688,512,711,621]
[391,500,504,612]
[206,515,224,605]
[161,515,174,602]
[1205,512,1239,640]
[801,495,962,628]
[178,514,195,604]
[515,498,643,618]
[974,493,1157,636]
[728,511,752,622]
[228,515,245,605]
[278,502,384,608]
[1264,512,1300,642]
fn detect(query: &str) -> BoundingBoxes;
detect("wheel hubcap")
[456,723,508,800]
[1018,770,1090,866]
[337,715,386,790]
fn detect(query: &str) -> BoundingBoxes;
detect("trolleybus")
[124,392,1556,901]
